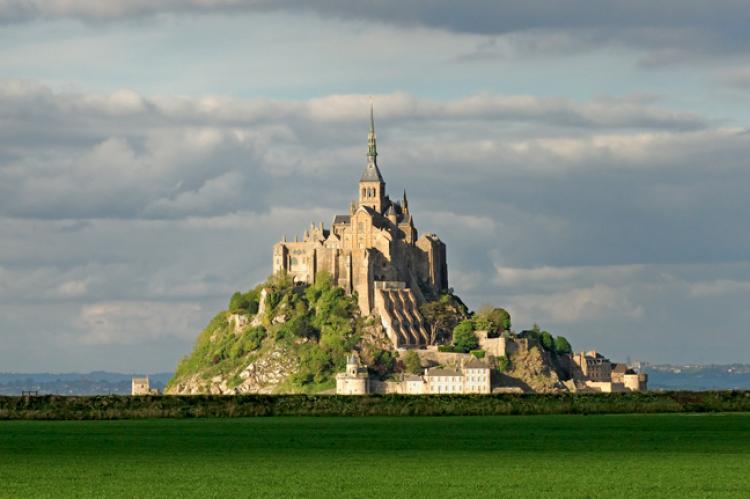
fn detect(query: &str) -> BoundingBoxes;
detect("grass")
[1,414,749,498]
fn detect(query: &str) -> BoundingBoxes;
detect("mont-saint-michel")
[4,4,750,498]
[165,106,647,396]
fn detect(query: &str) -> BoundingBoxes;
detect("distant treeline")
[1,392,749,420]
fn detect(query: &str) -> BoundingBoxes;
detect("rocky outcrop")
[166,344,299,395]
[235,347,298,394]
[507,345,565,393]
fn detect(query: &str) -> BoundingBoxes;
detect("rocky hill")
[166,273,572,395]
[166,273,395,394]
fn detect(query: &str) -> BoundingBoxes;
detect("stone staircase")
[374,284,430,348]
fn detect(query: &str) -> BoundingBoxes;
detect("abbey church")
[273,105,448,348]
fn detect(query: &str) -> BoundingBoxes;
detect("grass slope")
[1,414,749,498]
[167,273,367,393]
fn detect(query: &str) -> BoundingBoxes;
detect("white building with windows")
[462,357,492,394]
[335,353,492,395]
[425,367,464,394]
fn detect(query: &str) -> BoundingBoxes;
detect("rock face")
[506,344,564,393]
[166,275,376,395]
[167,344,299,395]
[235,346,298,393]
[227,313,250,334]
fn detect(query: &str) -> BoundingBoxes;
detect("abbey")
[273,105,448,348]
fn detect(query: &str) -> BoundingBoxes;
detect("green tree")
[539,331,555,352]
[228,292,249,312]
[420,292,470,344]
[403,350,422,374]
[496,355,511,372]
[475,305,512,336]
[452,320,479,353]
[555,336,573,355]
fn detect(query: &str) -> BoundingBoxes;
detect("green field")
[1,414,748,498]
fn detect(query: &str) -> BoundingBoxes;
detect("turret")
[346,354,359,376]
[386,204,398,225]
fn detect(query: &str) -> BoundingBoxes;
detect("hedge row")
[1,391,749,420]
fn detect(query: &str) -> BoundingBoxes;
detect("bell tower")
[359,101,385,213]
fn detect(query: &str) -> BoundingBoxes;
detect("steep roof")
[360,162,384,183]
[611,363,631,374]
[361,102,384,183]
[425,367,462,377]
[464,357,489,369]
[333,215,351,225]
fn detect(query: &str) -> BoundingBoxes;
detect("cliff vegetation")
[166,272,394,394]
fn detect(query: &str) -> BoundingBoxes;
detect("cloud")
[0,81,723,225]
[1,80,750,368]
[719,68,750,90]
[688,279,750,298]
[509,284,645,325]
[55,279,89,298]
[2,1,749,68]
[75,300,204,345]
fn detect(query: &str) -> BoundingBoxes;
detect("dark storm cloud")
[2,1,749,62]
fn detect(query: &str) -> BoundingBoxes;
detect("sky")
[1,1,749,372]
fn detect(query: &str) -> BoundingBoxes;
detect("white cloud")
[508,284,645,325]
[1,80,750,368]
[688,279,750,298]
[55,279,89,298]
[75,301,203,345]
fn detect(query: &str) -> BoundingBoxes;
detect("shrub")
[555,336,573,355]
[228,292,249,312]
[452,320,479,353]
[403,351,422,374]
[540,331,555,352]
[438,345,456,353]
[470,350,485,359]
[496,356,511,373]
[420,292,469,344]
[372,349,396,375]
[475,305,512,336]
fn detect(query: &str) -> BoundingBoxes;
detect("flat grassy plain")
[1,414,748,498]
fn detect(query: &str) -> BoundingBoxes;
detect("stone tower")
[359,102,385,213]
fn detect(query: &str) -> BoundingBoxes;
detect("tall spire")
[367,97,377,161]
[360,98,384,184]
[402,189,409,213]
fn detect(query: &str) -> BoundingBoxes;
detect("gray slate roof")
[360,163,384,182]
[425,367,462,377]
[464,357,489,369]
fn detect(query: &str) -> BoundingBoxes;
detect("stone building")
[273,105,448,348]
[462,357,492,394]
[425,367,464,394]
[572,352,648,392]
[336,355,491,395]
[335,354,369,395]
[572,351,612,382]
[131,376,158,396]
